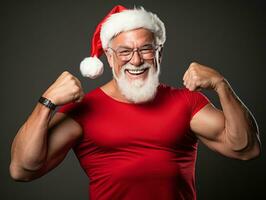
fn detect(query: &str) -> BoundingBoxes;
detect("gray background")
[1,0,265,199]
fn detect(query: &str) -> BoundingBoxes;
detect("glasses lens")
[111,45,159,62]
[116,48,132,61]
[140,46,156,60]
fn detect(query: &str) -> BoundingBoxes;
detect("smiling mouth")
[125,68,149,76]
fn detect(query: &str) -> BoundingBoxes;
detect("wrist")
[42,91,58,105]
[38,96,57,110]
[214,77,229,93]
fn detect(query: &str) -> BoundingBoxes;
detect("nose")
[129,50,144,67]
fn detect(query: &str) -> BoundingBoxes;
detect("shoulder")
[157,83,210,106]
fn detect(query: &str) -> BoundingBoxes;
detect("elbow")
[232,132,262,161]
[9,163,34,182]
[9,156,46,182]
[238,143,261,161]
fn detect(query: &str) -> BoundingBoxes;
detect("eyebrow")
[115,43,154,49]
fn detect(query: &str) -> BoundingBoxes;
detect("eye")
[140,46,154,54]
[117,49,132,56]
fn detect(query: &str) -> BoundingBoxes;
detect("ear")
[104,49,114,68]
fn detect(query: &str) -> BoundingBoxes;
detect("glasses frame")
[106,44,163,63]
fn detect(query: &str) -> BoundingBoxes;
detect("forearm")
[215,79,260,152]
[10,103,53,171]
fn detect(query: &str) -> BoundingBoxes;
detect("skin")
[9,72,84,181]
[9,28,261,182]
[183,63,261,159]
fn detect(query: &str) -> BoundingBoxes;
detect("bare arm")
[190,86,260,160]
[9,71,84,181]
[190,80,261,160]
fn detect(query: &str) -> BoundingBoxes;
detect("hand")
[182,62,225,92]
[42,71,84,106]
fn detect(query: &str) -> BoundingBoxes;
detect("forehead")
[110,28,155,48]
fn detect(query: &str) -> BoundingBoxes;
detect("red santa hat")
[80,5,166,79]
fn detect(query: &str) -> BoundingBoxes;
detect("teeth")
[127,69,146,74]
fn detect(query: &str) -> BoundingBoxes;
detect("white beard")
[112,61,160,104]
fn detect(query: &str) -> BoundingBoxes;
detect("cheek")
[109,55,122,72]
[113,62,124,75]
[147,59,156,70]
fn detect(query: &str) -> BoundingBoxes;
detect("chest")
[81,98,194,149]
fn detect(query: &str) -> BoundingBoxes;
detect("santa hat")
[80,5,166,79]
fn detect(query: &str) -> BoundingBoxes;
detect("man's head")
[79,5,166,103]
[105,28,162,103]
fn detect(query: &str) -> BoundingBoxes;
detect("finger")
[195,87,202,91]
[71,75,82,87]
[75,96,83,103]
[60,74,81,88]
[184,78,191,90]
[193,80,202,91]
[73,93,81,103]
[187,83,193,91]
[187,69,193,85]
[190,83,197,91]
[58,71,72,81]
[183,69,189,81]
[186,73,196,91]
[75,92,84,103]
[183,78,189,88]
[186,80,193,91]
[183,69,191,87]
[58,72,76,86]
[70,76,84,92]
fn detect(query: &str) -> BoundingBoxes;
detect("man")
[9,5,261,200]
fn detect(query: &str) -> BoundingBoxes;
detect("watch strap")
[38,96,57,110]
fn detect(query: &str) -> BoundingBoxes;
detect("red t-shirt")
[57,83,210,200]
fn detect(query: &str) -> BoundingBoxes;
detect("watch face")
[39,97,56,110]
[43,99,50,106]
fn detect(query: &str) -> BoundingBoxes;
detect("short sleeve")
[183,88,211,120]
[56,102,85,126]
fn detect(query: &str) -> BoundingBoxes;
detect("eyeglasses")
[107,44,162,62]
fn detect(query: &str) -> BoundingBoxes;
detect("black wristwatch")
[38,96,57,110]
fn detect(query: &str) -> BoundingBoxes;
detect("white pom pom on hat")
[80,5,166,78]
[80,56,104,79]
[80,5,126,78]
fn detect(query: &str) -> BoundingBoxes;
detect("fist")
[182,62,224,91]
[42,71,84,106]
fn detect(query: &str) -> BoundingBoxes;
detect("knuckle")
[69,78,76,85]
[76,79,82,86]
[194,81,200,86]
[190,61,198,66]
[69,75,75,80]
[189,62,198,69]
[62,71,70,75]
[64,74,73,81]
[73,85,80,93]
[190,69,197,75]
[192,75,198,80]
